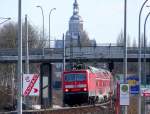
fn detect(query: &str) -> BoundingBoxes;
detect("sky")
[1,0,150,45]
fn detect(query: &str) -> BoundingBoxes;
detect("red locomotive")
[62,65,114,106]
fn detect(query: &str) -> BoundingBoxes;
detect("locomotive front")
[62,70,89,106]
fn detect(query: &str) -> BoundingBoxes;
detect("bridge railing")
[0,46,149,62]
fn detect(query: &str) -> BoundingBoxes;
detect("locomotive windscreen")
[64,73,86,82]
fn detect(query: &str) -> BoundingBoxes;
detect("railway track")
[1,101,114,114]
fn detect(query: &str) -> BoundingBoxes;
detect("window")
[64,73,86,82]
[64,74,75,82]
[76,74,86,81]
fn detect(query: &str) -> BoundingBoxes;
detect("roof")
[88,66,112,79]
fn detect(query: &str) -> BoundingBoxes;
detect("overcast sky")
[1,0,150,44]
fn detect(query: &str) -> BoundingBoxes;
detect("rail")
[1,104,114,114]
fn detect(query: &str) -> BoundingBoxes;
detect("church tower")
[69,0,83,34]
[65,0,84,46]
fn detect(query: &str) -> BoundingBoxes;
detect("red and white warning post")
[23,74,40,96]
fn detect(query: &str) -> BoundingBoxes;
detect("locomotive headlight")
[83,88,87,91]
[65,88,69,92]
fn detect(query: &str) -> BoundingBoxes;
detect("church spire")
[73,0,79,15]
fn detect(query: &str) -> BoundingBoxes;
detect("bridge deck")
[0,46,149,63]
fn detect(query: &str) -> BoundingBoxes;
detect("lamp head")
[0,17,11,20]
[36,5,40,8]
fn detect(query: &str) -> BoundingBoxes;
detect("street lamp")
[143,11,150,114]
[144,11,150,86]
[36,6,44,40]
[138,1,149,114]
[49,8,56,48]
[0,17,11,25]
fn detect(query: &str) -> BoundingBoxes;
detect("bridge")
[0,46,149,63]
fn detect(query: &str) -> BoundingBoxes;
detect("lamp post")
[143,11,150,114]
[49,8,56,48]
[138,1,149,114]
[0,17,11,25]
[36,6,44,40]
[143,11,150,86]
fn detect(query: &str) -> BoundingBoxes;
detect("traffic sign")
[127,76,139,94]
[120,84,129,105]
[23,74,40,96]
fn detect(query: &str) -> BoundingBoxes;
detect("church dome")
[68,0,83,33]
[69,0,83,22]
[70,14,83,22]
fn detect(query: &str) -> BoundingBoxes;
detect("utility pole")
[63,34,65,71]
[124,0,127,84]
[124,0,128,114]
[17,0,22,113]
[25,15,29,74]
[24,14,30,107]
[70,33,73,69]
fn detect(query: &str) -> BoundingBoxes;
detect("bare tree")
[116,30,131,47]
[65,30,93,47]
[116,30,124,46]
[127,35,131,47]
[0,22,17,48]
[0,21,44,110]
[0,22,44,48]
[22,22,46,48]
[79,31,91,47]
[132,38,137,47]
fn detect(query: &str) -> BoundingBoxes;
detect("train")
[62,64,114,106]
